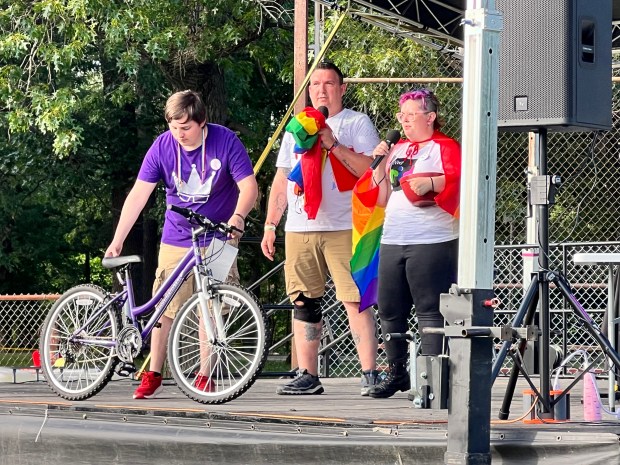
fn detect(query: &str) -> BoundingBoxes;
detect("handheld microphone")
[370,129,401,170]
[317,106,329,119]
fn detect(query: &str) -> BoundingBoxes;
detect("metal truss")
[315,0,465,56]
[316,1,620,62]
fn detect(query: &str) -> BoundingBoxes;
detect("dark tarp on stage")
[1,378,619,465]
[2,405,619,465]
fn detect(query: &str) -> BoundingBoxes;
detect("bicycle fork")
[196,273,226,343]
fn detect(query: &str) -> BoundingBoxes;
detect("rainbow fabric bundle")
[285,107,326,152]
[286,107,328,220]
[286,107,359,220]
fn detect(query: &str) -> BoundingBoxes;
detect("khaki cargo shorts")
[284,230,360,303]
[153,240,240,319]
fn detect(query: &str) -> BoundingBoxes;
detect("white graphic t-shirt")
[382,140,459,245]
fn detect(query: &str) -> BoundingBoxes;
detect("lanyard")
[177,126,207,183]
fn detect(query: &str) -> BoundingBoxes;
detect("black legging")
[377,239,458,360]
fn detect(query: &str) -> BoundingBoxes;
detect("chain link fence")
[0,295,58,368]
[1,241,616,377]
[2,13,620,381]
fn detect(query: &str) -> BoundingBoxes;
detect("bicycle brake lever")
[217,223,243,238]
[229,224,244,234]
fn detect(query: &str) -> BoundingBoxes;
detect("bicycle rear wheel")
[168,283,268,404]
[39,284,120,400]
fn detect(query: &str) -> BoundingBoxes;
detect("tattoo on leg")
[352,331,361,346]
[304,324,321,341]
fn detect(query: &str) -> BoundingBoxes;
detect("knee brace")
[293,293,323,324]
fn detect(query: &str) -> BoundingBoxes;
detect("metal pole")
[444,1,502,463]
[458,6,500,290]
[523,133,540,287]
[607,264,616,412]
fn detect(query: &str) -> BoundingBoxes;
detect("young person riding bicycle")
[105,90,258,399]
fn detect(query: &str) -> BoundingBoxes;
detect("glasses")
[396,111,431,122]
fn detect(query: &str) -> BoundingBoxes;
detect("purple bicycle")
[39,205,268,404]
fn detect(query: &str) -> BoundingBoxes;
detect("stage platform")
[0,373,619,465]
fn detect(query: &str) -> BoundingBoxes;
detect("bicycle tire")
[168,283,269,404]
[39,284,120,400]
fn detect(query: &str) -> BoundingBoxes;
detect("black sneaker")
[276,369,324,395]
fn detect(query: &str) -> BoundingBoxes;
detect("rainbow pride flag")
[350,168,385,311]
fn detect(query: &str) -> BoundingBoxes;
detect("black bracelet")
[429,177,435,192]
[328,139,340,152]
[234,213,245,221]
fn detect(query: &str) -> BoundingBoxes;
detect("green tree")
[0,0,294,298]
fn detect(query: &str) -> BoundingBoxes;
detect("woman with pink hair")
[368,88,461,399]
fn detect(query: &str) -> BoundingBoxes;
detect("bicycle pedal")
[115,362,137,377]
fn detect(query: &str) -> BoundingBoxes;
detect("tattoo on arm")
[275,192,287,217]
[341,159,358,177]
[268,168,290,222]
[304,324,322,342]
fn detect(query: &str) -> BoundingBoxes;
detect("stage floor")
[0,373,619,464]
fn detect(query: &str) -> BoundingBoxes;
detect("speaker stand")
[535,128,553,418]
[498,128,562,418]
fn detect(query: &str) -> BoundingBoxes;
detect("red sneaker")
[194,373,214,392]
[133,371,163,399]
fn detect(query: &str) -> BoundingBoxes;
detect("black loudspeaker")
[497,0,612,132]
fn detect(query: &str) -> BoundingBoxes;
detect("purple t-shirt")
[138,124,253,247]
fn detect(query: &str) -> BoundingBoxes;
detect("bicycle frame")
[68,225,226,350]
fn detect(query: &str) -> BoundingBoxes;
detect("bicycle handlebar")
[167,205,243,235]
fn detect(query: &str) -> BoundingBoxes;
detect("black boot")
[368,361,410,399]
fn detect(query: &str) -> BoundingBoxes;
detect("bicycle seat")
[101,255,143,269]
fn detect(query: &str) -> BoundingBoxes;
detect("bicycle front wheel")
[39,285,120,400]
[168,283,268,404]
